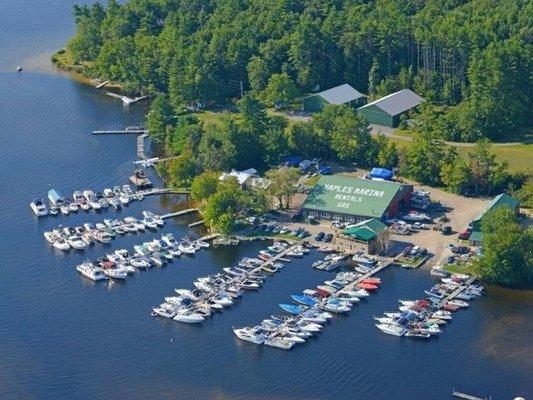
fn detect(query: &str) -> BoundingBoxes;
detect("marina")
[152,242,307,323]
[234,256,389,349]
[43,211,166,251]
[2,5,530,397]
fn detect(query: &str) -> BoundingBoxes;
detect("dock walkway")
[334,260,394,296]
[137,133,148,160]
[92,130,147,135]
[452,389,489,400]
[439,277,476,306]
[161,209,199,219]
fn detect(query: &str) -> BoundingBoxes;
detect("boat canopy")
[48,189,65,205]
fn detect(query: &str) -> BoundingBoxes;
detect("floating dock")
[188,221,205,227]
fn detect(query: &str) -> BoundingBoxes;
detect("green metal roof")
[302,176,402,218]
[343,218,387,241]
[473,193,519,222]
[469,230,483,243]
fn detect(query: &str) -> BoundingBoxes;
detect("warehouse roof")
[316,84,364,105]
[302,175,403,218]
[343,218,387,241]
[359,89,424,116]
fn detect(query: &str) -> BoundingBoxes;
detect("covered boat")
[48,189,65,206]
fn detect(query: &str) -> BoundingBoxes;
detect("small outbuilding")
[357,89,424,127]
[334,218,390,255]
[469,193,520,245]
[303,84,366,112]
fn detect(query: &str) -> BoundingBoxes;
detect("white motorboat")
[264,337,295,350]
[68,236,87,250]
[431,310,452,320]
[339,288,369,298]
[68,202,78,212]
[195,240,209,249]
[52,239,70,251]
[173,310,204,323]
[103,268,127,280]
[317,246,336,253]
[30,199,48,216]
[76,262,107,281]
[89,196,101,210]
[152,304,176,318]
[376,323,407,336]
[448,299,469,308]
[60,205,70,215]
[233,327,267,344]
[178,243,196,255]
[43,231,59,244]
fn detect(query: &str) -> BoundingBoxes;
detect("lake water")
[0,1,531,399]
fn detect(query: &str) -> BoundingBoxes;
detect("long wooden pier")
[138,188,190,196]
[334,260,394,296]
[452,389,489,400]
[438,276,477,307]
[137,133,148,160]
[161,208,199,219]
[92,130,147,135]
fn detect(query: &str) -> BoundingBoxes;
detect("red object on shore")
[361,278,381,285]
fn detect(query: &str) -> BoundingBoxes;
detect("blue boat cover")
[291,295,317,307]
[279,303,305,314]
[370,167,393,180]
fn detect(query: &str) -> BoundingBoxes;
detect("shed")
[469,193,520,245]
[357,89,424,127]
[343,218,387,241]
[303,84,366,112]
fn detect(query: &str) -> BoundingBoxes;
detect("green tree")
[265,167,300,209]
[146,94,174,143]
[199,124,237,171]
[190,171,220,204]
[260,72,298,108]
[166,145,197,188]
[374,134,399,169]
[402,132,446,186]
[479,208,532,288]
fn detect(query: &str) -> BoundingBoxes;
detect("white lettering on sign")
[324,184,384,198]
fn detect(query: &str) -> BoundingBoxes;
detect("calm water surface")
[0,1,532,399]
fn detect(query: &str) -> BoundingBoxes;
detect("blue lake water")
[0,1,531,399]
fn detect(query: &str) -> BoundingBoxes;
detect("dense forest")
[64,0,532,142]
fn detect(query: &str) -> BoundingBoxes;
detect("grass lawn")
[389,136,532,173]
[443,262,481,276]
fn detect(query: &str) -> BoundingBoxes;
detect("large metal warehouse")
[303,84,366,112]
[357,89,424,127]
[302,175,412,223]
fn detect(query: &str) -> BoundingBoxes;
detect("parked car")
[315,232,325,241]
[451,245,470,254]
[323,233,333,242]
[402,245,413,256]
[298,230,310,238]
[308,216,320,225]
[272,226,281,234]
[446,255,456,264]
[441,226,452,235]
[318,165,331,175]
[458,230,471,240]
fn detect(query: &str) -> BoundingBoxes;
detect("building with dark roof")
[357,89,424,127]
[469,193,520,245]
[301,175,412,223]
[303,84,366,112]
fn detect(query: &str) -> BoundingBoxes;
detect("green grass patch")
[443,262,481,276]
[245,231,302,241]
